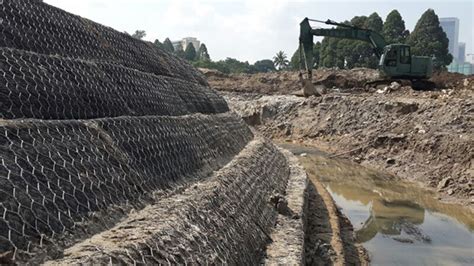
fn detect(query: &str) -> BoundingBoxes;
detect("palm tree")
[273,51,289,70]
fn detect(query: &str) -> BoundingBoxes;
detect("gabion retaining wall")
[0,48,228,120]
[0,0,308,264]
[1,0,207,85]
[45,138,290,265]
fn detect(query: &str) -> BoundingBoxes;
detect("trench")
[280,143,474,265]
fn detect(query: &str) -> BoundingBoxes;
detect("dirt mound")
[223,88,474,207]
[429,71,473,89]
[204,68,381,95]
[205,68,472,95]
[312,68,380,89]
[203,70,302,94]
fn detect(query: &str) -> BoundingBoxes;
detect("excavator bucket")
[298,71,320,97]
[299,19,321,97]
[302,76,320,97]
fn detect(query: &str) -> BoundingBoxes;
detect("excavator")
[299,18,434,96]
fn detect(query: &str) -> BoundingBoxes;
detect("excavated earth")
[207,69,474,207]
[5,1,469,265]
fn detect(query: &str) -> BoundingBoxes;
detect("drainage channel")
[279,143,474,265]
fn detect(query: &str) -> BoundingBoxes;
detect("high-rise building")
[458,42,466,64]
[439,17,459,60]
[171,37,201,52]
[181,37,200,52]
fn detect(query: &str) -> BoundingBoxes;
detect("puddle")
[279,143,474,265]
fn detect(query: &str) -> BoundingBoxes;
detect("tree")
[132,30,146,40]
[154,39,163,49]
[338,14,383,69]
[192,60,230,74]
[175,44,185,58]
[197,43,211,61]
[290,41,322,70]
[357,13,383,68]
[253,59,276,72]
[290,48,299,70]
[320,20,351,69]
[222,58,254,73]
[383,10,409,44]
[321,37,343,68]
[407,9,452,69]
[366,12,383,32]
[184,43,197,61]
[273,51,289,70]
[163,38,175,53]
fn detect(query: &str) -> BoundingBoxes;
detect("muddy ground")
[204,68,474,207]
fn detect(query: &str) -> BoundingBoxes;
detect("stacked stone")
[0,0,305,264]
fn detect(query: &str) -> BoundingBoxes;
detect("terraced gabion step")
[0,113,252,262]
[44,138,308,265]
[0,48,228,120]
[0,0,309,264]
[2,0,207,86]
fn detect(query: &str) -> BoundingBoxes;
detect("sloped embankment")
[222,90,473,206]
[0,0,307,264]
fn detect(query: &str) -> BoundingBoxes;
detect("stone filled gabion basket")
[0,0,307,264]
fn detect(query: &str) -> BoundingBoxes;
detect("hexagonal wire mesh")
[0,48,228,120]
[48,139,289,265]
[1,0,208,86]
[0,0,255,263]
[0,114,253,261]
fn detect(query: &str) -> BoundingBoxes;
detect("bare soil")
[205,68,474,207]
[204,67,472,95]
[305,178,369,265]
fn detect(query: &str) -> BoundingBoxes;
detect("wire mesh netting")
[0,0,263,264]
[0,48,228,120]
[1,0,208,86]
[0,114,252,261]
[49,139,289,265]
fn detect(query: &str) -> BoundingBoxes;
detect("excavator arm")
[299,18,386,93]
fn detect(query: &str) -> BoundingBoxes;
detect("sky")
[43,0,473,63]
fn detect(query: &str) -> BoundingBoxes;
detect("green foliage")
[351,13,382,68]
[290,42,322,70]
[197,43,211,61]
[253,59,276,72]
[273,51,289,70]
[132,30,146,40]
[366,12,383,32]
[407,9,452,69]
[290,49,299,70]
[154,39,163,49]
[184,43,197,61]
[319,13,383,69]
[192,60,230,73]
[193,57,279,74]
[320,36,343,68]
[383,10,409,44]
[163,38,174,53]
[221,58,255,73]
[193,57,256,74]
[175,44,185,58]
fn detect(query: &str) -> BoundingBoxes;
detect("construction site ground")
[206,68,473,207]
[204,67,474,263]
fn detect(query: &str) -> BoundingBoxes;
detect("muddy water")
[279,143,474,266]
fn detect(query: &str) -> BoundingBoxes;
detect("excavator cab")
[379,44,432,79]
[380,44,411,77]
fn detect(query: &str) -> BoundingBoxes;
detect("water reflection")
[279,142,474,265]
